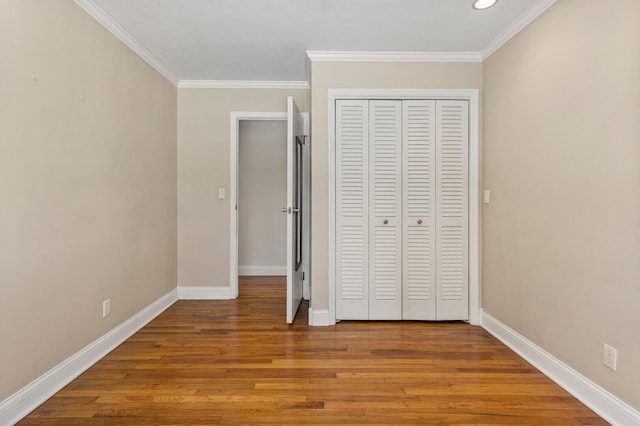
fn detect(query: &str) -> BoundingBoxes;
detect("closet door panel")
[369,101,402,320]
[336,100,369,320]
[436,100,469,321]
[402,101,436,320]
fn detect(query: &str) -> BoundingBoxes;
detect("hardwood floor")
[19,276,606,425]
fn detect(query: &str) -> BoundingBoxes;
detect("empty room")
[1,0,638,425]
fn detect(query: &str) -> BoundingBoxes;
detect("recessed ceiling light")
[473,0,498,10]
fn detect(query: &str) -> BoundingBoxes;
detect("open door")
[286,97,304,323]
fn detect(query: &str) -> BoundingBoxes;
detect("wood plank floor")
[19,277,606,425]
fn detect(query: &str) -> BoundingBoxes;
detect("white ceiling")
[81,0,554,84]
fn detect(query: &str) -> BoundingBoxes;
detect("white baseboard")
[0,289,178,426]
[178,285,235,300]
[481,310,640,426]
[308,308,331,326]
[238,265,286,276]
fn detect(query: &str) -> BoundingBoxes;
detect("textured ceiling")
[88,0,550,82]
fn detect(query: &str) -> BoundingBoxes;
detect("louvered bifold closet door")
[369,101,402,320]
[435,100,469,320]
[336,100,370,320]
[402,101,436,320]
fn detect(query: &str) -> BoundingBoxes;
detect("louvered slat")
[369,101,402,320]
[402,101,436,320]
[373,225,398,300]
[339,226,365,299]
[336,98,469,322]
[436,100,469,320]
[440,226,464,300]
[336,100,369,320]
[406,227,431,299]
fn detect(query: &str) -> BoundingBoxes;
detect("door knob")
[281,207,300,214]
[383,219,388,225]
[417,219,423,225]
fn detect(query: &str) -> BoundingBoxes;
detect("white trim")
[328,89,481,326]
[306,51,483,63]
[179,80,310,89]
[467,92,481,327]
[481,311,640,426]
[72,0,179,86]
[308,308,330,326]
[328,89,480,100]
[230,112,289,302]
[238,266,286,276]
[177,286,235,300]
[302,119,312,302]
[480,0,558,60]
[328,97,337,326]
[0,289,177,426]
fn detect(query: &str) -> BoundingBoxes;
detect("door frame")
[328,89,480,326]
[230,112,310,300]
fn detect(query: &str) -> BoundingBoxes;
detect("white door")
[435,100,469,320]
[286,96,304,323]
[335,99,469,322]
[336,100,369,320]
[402,100,437,320]
[369,101,403,320]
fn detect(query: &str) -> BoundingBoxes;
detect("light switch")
[483,190,490,204]
[218,188,225,199]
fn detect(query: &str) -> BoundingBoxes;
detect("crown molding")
[178,80,310,89]
[480,0,558,60]
[306,51,483,63]
[73,0,179,86]
[73,0,556,86]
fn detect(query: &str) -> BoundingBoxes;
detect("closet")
[336,99,469,321]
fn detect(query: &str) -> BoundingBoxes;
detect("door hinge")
[302,272,305,281]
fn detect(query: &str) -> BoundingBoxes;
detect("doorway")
[229,110,310,323]
[327,89,480,326]
[238,120,287,276]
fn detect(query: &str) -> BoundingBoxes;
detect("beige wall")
[6,0,636,415]
[0,0,177,401]
[483,0,640,410]
[238,121,287,272]
[310,62,483,309]
[177,89,309,287]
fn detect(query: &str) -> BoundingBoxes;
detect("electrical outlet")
[603,343,617,371]
[103,299,111,318]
